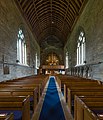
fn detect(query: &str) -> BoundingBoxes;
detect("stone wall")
[65,0,103,80]
[0,0,40,81]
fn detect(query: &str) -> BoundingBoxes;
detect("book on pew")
[0,113,8,118]
[97,114,103,119]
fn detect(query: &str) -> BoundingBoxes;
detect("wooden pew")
[56,75,101,92]
[0,76,47,99]
[1,75,49,98]
[64,83,103,102]
[56,75,103,119]
[56,75,101,89]
[0,84,40,102]
[0,75,49,119]
[56,78,101,102]
[0,75,49,110]
[74,95,103,120]
[57,75,96,82]
[67,87,103,113]
[0,113,13,120]
[13,75,48,81]
[5,75,49,90]
[0,88,38,111]
[56,75,102,100]
[0,96,30,120]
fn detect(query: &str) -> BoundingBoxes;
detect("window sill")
[75,64,85,67]
[17,63,29,67]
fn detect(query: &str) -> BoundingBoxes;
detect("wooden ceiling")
[14,0,87,45]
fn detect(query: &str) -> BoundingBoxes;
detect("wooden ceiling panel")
[15,0,88,46]
[39,28,65,44]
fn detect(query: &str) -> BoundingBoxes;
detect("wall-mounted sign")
[3,64,10,74]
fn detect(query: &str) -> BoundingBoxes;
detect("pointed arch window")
[35,53,38,69]
[65,51,69,69]
[17,29,27,65]
[77,31,86,65]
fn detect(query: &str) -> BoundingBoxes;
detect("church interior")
[0,0,103,120]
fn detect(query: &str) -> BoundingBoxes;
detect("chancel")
[0,0,103,120]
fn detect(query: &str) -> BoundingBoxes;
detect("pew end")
[0,96,30,120]
[74,95,103,120]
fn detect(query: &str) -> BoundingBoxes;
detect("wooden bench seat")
[59,79,102,102]
[57,75,97,82]
[2,74,49,88]
[56,75,101,89]
[0,96,30,120]
[0,75,49,119]
[74,95,103,120]
[62,79,99,85]
[56,75,103,119]
[5,75,49,88]
[0,79,44,99]
[13,75,48,81]
[56,75,102,99]
[67,87,103,113]
[0,75,49,109]
[0,88,38,110]
[64,83,103,102]
[1,78,48,98]
[62,81,100,92]
[0,84,40,101]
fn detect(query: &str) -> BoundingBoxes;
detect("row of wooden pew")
[56,75,103,120]
[0,75,49,120]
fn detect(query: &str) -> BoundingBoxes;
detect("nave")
[0,0,103,119]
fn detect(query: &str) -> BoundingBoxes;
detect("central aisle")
[39,76,65,120]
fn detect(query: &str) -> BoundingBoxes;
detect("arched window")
[76,31,86,65]
[17,29,27,65]
[35,53,38,69]
[65,51,69,69]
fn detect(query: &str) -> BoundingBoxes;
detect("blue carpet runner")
[39,76,65,120]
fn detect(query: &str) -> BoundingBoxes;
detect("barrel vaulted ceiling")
[14,0,87,64]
